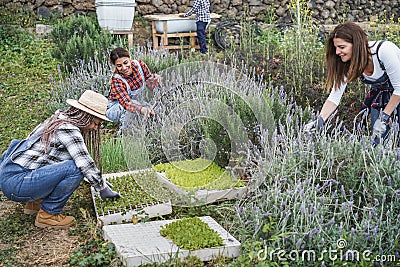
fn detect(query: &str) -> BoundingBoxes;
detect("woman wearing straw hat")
[0,90,120,229]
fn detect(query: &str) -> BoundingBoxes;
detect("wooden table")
[144,13,221,50]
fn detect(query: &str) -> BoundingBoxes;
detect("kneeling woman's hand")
[100,184,121,201]
[140,106,156,117]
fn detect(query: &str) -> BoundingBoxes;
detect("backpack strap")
[0,126,43,168]
[113,73,131,91]
[132,60,146,89]
[373,40,386,71]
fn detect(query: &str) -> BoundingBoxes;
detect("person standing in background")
[180,0,211,54]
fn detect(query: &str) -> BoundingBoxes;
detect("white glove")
[371,112,389,146]
[304,116,325,133]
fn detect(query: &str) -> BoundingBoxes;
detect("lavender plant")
[119,61,276,207]
[231,84,400,266]
[48,55,113,112]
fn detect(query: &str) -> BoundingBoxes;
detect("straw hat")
[66,90,111,122]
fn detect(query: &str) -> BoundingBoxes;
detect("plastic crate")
[91,171,172,225]
[103,216,241,266]
[155,172,247,204]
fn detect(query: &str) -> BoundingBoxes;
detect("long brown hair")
[325,22,370,91]
[109,47,131,65]
[41,107,102,170]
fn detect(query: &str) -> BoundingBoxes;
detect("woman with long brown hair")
[304,22,400,145]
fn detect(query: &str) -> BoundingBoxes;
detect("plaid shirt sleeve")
[58,125,105,192]
[109,76,143,113]
[184,0,210,22]
[185,0,200,17]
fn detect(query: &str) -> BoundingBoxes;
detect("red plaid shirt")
[108,59,153,113]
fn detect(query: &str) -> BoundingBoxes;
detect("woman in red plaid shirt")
[106,47,160,132]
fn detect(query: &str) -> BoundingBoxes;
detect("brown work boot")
[23,199,43,215]
[35,209,75,229]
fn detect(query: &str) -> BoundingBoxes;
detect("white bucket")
[95,0,136,31]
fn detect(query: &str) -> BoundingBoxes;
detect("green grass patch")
[100,136,128,174]
[0,26,59,152]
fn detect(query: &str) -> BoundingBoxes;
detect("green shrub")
[0,1,36,27]
[0,27,58,151]
[49,15,118,70]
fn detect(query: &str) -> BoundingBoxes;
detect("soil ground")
[0,193,80,266]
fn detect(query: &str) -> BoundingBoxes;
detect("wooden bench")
[150,20,198,50]
[144,13,221,50]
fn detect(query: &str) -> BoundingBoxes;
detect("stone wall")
[5,0,400,25]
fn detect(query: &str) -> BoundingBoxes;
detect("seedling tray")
[103,216,241,266]
[155,172,247,204]
[91,170,172,225]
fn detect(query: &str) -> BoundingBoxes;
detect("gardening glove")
[303,116,325,133]
[100,184,121,201]
[105,180,114,188]
[371,112,390,146]
[140,106,155,117]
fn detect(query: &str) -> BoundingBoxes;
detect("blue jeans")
[0,159,83,214]
[197,21,208,54]
[106,99,150,135]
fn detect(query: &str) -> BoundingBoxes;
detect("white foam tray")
[92,171,172,225]
[103,216,241,266]
[155,172,247,204]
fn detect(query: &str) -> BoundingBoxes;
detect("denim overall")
[361,41,400,142]
[0,125,83,214]
[106,60,150,129]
